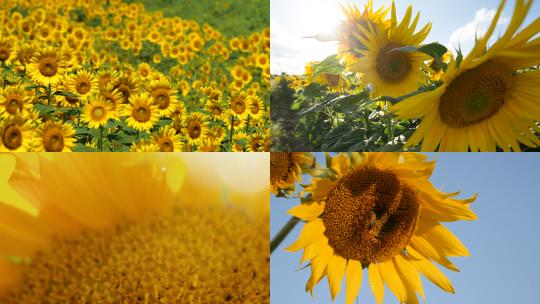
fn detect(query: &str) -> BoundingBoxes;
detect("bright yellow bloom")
[270,152,313,194]
[34,121,76,152]
[123,92,160,132]
[289,153,476,303]
[27,47,67,86]
[81,95,116,129]
[393,0,540,151]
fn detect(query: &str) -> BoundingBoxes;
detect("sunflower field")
[0,0,270,152]
[271,0,540,152]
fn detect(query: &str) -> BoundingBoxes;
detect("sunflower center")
[2,124,23,150]
[158,138,174,152]
[133,104,151,122]
[43,129,64,152]
[91,106,105,120]
[270,152,294,185]
[6,97,22,114]
[188,121,202,139]
[323,167,420,265]
[76,79,91,94]
[153,89,170,109]
[376,43,411,83]
[251,102,260,114]
[439,60,510,128]
[38,56,58,77]
[233,101,246,114]
[0,47,10,61]
[1,206,269,303]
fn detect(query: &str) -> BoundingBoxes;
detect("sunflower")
[99,85,124,111]
[55,79,80,108]
[228,92,251,119]
[27,47,67,86]
[97,67,120,90]
[288,152,476,303]
[392,0,540,151]
[183,112,208,145]
[350,2,431,97]
[337,1,390,67]
[113,73,139,103]
[0,85,32,120]
[129,140,161,152]
[81,95,116,129]
[151,125,183,152]
[0,37,15,63]
[198,137,221,152]
[123,92,160,132]
[148,79,179,117]
[270,152,313,194]
[68,69,99,98]
[0,153,269,303]
[34,121,76,152]
[0,116,33,152]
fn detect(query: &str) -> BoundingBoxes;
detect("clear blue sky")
[271,153,540,303]
[271,0,540,74]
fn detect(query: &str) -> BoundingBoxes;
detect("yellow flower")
[0,85,32,120]
[0,37,15,63]
[0,116,33,152]
[151,125,183,152]
[68,69,99,98]
[270,152,313,194]
[0,153,269,302]
[27,47,67,86]
[183,112,208,145]
[34,121,76,152]
[148,79,179,117]
[350,2,431,97]
[288,153,476,303]
[393,0,540,151]
[228,92,250,119]
[81,95,116,129]
[123,92,160,132]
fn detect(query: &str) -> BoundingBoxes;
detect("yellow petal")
[327,255,347,301]
[287,218,325,252]
[394,254,425,301]
[345,260,363,304]
[288,202,325,221]
[422,224,470,257]
[380,259,407,302]
[331,153,350,177]
[408,236,460,271]
[306,242,334,295]
[409,255,455,293]
[368,263,385,304]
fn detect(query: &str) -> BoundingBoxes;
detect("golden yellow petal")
[286,218,325,252]
[327,255,347,301]
[288,202,325,221]
[368,263,385,304]
[380,259,407,302]
[345,260,363,304]
[408,253,455,293]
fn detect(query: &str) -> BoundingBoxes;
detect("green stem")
[47,83,51,106]
[99,126,103,152]
[228,116,235,151]
[270,217,299,254]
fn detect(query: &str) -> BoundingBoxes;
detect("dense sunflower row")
[0,0,270,152]
[272,0,540,152]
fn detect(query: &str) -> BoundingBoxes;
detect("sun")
[302,0,342,37]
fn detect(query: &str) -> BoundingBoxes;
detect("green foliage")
[312,55,345,79]
[124,0,269,38]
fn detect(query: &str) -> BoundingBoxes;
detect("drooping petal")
[345,260,363,304]
[327,255,347,301]
[368,263,385,304]
[288,202,325,221]
[286,218,325,252]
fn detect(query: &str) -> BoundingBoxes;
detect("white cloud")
[270,18,338,75]
[448,7,509,50]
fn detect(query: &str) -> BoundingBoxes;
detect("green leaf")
[73,144,98,152]
[299,91,369,117]
[53,91,79,98]
[312,55,344,79]
[34,104,55,115]
[417,42,448,60]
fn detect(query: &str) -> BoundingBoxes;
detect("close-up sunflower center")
[153,89,170,109]
[133,104,151,122]
[270,152,294,185]
[75,79,91,94]
[0,48,10,61]
[91,106,105,120]
[323,166,419,265]
[439,60,510,128]
[38,56,58,77]
[188,121,202,138]
[2,124,23,150]
[158,138,174,152]
[6,96,22,114]
[43,129,65,152]
[2,206,269,303]
[376,43,411,83]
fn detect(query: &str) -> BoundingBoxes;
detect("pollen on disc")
[2,206,269,304]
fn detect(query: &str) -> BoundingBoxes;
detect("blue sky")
[271,0,540,74]
[271,153,540,303]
